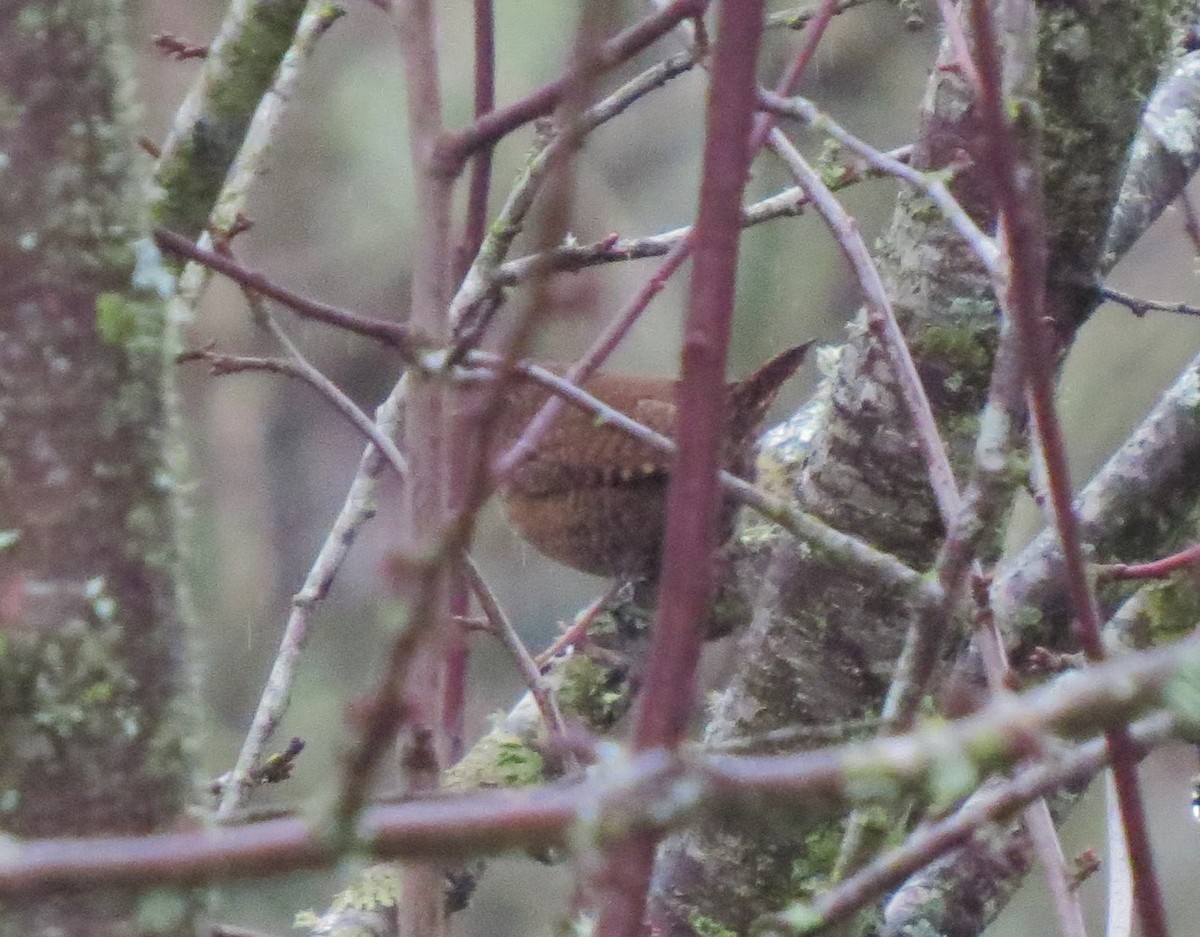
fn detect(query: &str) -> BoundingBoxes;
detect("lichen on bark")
[0,1,194,933]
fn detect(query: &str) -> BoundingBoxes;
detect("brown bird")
[495,343,810,578]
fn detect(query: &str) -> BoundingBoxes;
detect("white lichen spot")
[18,231,37,251]
[93,595,116,622]
[132,238,175,298]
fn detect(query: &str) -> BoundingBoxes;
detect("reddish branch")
[433,0,709,175]
[1100,543,1200,582]
[967,2,1169,935]
[0,635,1191,898]
[591,2,767,935]
[154,229,414,351]
[455,0,497,281]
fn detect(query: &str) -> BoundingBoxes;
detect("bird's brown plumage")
[495,343,810,578]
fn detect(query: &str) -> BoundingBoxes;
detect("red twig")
[154,229,414,351]
[455,0,497,282]
[1100,543,1200,582]
[434,0,708,175]
[967,3,1169,935]
[591,2,766,935]
[444,0,498,767]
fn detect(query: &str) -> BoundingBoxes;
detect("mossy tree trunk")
[0,2,193,934]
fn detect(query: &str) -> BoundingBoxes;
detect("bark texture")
[0,2,193,934]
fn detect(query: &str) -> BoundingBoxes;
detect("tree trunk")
[0,2,193,933]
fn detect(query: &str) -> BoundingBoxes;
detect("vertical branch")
[638,1,767,746]
[456,0,497,281]
[392,3,453,937]
[392,0,453,740]
[591,4,766,936]
[967,2,1169,936]
[443,0,494,761]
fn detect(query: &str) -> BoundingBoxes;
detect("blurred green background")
[130,0,1200,933]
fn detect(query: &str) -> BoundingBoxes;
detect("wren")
[495,343,810,579]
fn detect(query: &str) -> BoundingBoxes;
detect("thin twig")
[433,0,708,174]
[455,0,497,282]
[155,229,415,352]
[1100,285,1200,319]
[217,377,409,817]
[178,346,408,483]
[534,586,622,667]
[448,46,701,332]
[461,557,568,740]
[758,91,998,273]
[1098,543,1200,581]
[764,0,875,30]
[490,146,913,287]
[765,129,962,528]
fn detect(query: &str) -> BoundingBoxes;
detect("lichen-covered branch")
[152,0,312,237]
